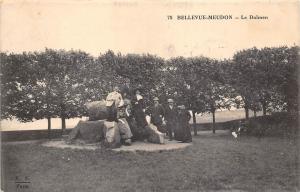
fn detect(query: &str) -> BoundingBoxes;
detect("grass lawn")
[2,133,299,192]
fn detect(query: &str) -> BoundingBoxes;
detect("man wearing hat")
[164,98,177,140]
[147,97,165,133]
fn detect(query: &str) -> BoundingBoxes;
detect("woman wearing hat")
[131,88,149,140]
[175,105,192,143]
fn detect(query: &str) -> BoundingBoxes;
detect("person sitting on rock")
[147,97,165,133]
[106,86,124,122]
[123,98,140,142]
[118,99,133,145]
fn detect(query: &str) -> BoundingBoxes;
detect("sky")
[1,0,299,59]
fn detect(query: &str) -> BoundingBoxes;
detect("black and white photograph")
[1,0,299,191]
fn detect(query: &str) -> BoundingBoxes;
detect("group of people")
[148,97,192,143]
[105,86,192,144]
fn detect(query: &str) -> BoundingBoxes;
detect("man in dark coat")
[164,98,177,140]
[175,105,192,143]
[147,97,165,133]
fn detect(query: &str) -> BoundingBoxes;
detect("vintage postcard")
[1,0,299,192]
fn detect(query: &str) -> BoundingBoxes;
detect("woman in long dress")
[131,88,149,140]
[175,105,192,143]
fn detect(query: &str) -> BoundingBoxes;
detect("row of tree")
[1,46,298,134]
[164,46,298,134]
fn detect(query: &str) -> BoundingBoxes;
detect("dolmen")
[67,100,164,148]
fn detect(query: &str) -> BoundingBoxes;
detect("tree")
[1,52,38,122]
[191,58,235,134]
[231,47,267,120]
[231,46,299,119]
[253,47,291,115]
[96,50,129,95]
[115,53,165,104]
[279,46,299,114]
[165,57,235,134]
[34,49,94,134]
[164,57,207,135]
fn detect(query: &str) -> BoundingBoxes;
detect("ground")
[41,139,192,152]
[2,131,299,192]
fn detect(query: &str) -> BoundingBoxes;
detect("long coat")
[148,104,164,124]
[164,105,177,124]
[131,95,148,129]
[164,105,178,137]
[124,99,148,141]
[175,109,192,142]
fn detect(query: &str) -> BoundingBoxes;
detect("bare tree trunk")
[46,87,51,139]
[47,117,51,139]
[61,117,66,133]
[192,111,197,136]
[253,110,257,118]
[61,103,66,134]
[245,106,249,120]
[212,110,216,134]
[262,102,267,116]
